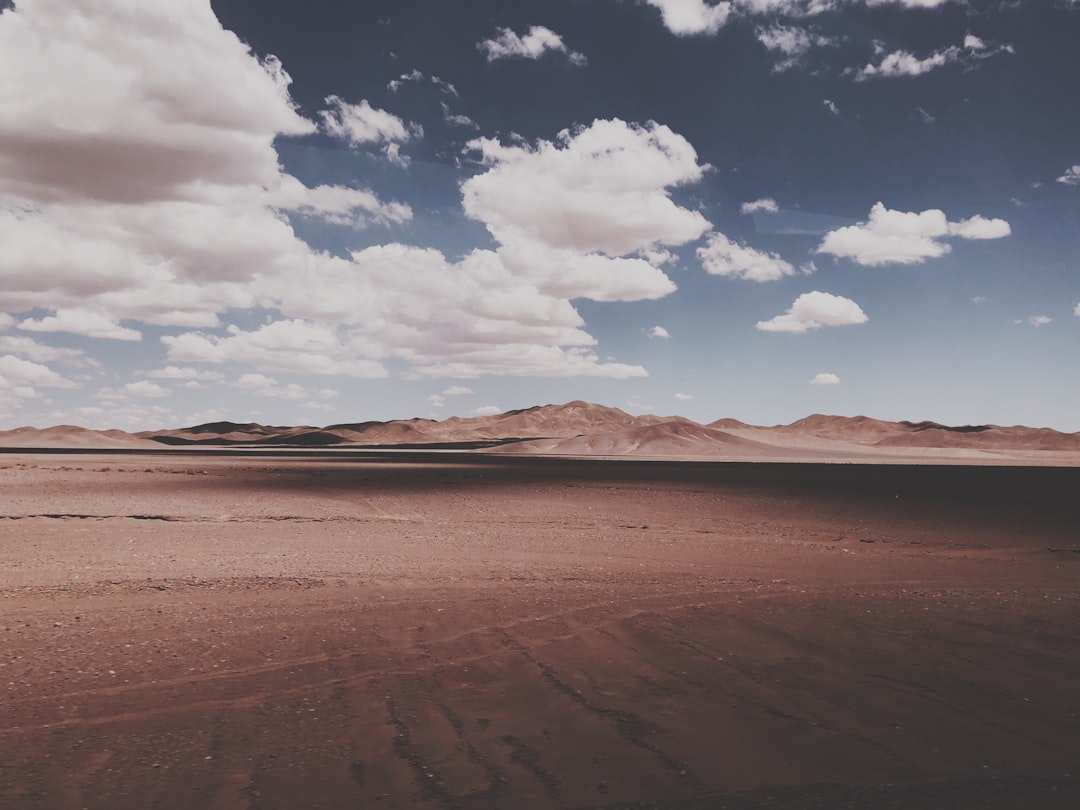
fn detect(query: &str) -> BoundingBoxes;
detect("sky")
[2,0,1080,432]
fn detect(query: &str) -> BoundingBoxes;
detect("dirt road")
[2,453,1078,808]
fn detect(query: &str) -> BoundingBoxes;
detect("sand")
[1,452,1079,809]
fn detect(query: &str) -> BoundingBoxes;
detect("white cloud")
[0,3,686,385]
[642,0,733,36]
[479,25,586,66]
[1057,165,1080,186]
[463,118,709,266]
[441,103,478,129]
[756,291,868,333]
[947,214,1011,240]
[864,0,949,6]
[443,385,474,396]
[0,0,409,334]
[648,326,671,339]
[855,47,960,80]
[698,232,795,282]
[817,202,1010,266]
[388,70,458,96]
[233,373,315,400]
[147,366,224,381]
[0,336,92,365]
[320,96,412,146]
[741,198,779,214]
[0,354,79,393]
[19,309,141,341]
[823,99,839,115]
[756,25,836,71]
[810,372,840,385]
[674,392,695,400]
[1028,315,1052,328]
[1075,303,1080,318]
[473,405,503,417]
[260,245,648,379]
[854,35,1012,81]
[428,394,446,408]
[269,174,412,228]
[163,319,389,379]
[0,313,14,330]
[320,96,418,167]
[123,380,169,398]
[973,295,987,304]
[737,0,838,12]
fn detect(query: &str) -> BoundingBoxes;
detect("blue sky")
[1,0,1079,431]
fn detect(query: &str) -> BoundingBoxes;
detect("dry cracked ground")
[1,453,1079,809]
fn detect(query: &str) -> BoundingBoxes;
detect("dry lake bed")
[2,452,1078,809]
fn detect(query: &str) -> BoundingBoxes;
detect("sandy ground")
[1,452,1079,809]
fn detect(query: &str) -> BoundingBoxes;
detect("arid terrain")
[2,446,1079,809]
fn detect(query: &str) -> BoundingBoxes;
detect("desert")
[1,403,1079,809]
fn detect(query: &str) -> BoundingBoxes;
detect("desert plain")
[2,405,1080,809]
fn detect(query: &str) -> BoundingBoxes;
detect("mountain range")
[3,401,1080,461]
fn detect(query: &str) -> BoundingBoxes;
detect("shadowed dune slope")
[487,420,796,457]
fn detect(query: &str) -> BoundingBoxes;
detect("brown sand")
[1,452,1078,809]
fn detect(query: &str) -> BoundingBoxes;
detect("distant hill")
[0,425,160,449]
[3,403,1078,458]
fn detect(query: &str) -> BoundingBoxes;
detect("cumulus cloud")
[473,405,503,416]
[756,291,868,333]
[1057,165,1080,186]
[741,198,779,214]
[810,372,840,385]
[947,214,1011,240]
[255,244,649,379]
[0,2,687,385]
[641,0,733,35]
[817,202,1010,266]
[698,233,795,282]
[463,118,709,264]
[648,326,671,339]
[0,0,409,334]
[823,99,840,115]
[479,25,586,65]
[674,392,695,400]
[1027,315,1052,327]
